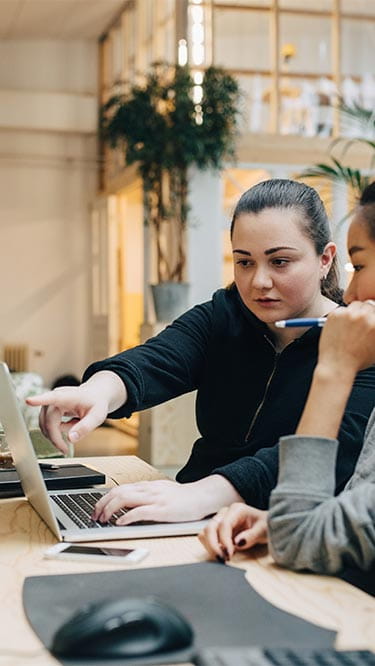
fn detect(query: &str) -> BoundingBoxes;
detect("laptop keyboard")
[50,491,128,529]
[193,647,375,666]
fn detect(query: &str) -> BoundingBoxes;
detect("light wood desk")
[1,455,375,665]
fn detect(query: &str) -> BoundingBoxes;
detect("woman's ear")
[320,242,336,277]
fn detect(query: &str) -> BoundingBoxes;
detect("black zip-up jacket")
[83,287,375,509]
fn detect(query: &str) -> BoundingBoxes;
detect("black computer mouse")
[50,596,194,658]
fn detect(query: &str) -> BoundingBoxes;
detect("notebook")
[0,463,106,498]
[0,362,209,542]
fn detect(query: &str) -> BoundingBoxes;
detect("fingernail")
[222,547,229,560]
[216,555,225,564]
[69,431,79,443]
[237,539,246,547]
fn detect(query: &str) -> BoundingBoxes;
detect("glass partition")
[213,9,270,71]
[341,0,375,16]
[279,0,331,9]
[341,19,375,77]
[279,15,331,75]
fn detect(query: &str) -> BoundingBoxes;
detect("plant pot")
[150,282,190,322]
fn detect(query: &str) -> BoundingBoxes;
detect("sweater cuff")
[277,435,338,495]
[212,456,272,508]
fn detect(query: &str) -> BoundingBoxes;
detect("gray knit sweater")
[268,409,375,573]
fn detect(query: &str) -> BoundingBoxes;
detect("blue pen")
[275,317,327,328]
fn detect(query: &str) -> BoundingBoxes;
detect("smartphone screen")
[63,545,135,557]
[44,543,149,563]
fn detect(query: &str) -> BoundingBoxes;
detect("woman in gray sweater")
[200,181,375,575]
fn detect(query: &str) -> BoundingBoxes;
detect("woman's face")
[232,208,335,325]
[344,213,375,303]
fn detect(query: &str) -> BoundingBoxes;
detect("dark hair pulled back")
[230,178,342,303]
[358,181,375,241]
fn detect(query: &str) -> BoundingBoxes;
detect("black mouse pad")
[23,562,336,666]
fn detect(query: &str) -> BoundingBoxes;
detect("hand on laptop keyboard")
[91,476,241,526]
[51,492,129,529]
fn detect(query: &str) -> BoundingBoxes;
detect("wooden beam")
[332,0,341,137]
[269,0,280,133]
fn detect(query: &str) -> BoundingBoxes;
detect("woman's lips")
[255,298,280,307]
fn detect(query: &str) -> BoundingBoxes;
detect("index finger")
[198,520,226,560]
[26,390,72,407]
[92,485,144,520]
[216,504,252,554]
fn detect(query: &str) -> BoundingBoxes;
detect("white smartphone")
[44,542,149,564]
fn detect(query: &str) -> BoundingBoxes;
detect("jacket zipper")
[244,335,293,442]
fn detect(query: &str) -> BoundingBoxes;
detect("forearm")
[83,370,127,413]
[269,436,375,573]
[296,362,356,439]
[82,302,212,418]
[197,475,244,515]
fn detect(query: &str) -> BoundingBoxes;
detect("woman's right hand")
[26,371,126,453]
[319,300,375,377]
[199,503,268,561]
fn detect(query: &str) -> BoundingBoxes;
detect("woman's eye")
[236,259,253,267]
[352,264,363,272]
[272,258,289,267]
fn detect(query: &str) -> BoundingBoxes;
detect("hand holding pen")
[277,302,375,374]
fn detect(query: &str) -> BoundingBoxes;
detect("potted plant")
[100,62,240,320]
[301,102,374,206]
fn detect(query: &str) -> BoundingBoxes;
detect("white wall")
[187,168,223,307]
[0,40,98,385]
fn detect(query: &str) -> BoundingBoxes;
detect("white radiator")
[3,344,29,372]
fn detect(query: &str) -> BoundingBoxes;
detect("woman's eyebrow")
[233,249,251,255]
[232,246,298,256]
[348,245,365,257]
[264,246,298,255]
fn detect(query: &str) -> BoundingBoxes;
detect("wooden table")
[1,455,375,665]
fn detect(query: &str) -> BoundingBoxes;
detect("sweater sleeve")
[212,446,279,509]
[268,435,375,573]
[212,364,375,508]
[82,301,213,418]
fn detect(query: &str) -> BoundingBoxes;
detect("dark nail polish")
[216,555,225,564]
[222,547,229,560]
[237,539,246,547]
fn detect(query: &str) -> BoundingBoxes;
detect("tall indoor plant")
[100,62,240,319]
[301,102,374,202]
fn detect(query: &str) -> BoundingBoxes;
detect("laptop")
[0,362,209,542]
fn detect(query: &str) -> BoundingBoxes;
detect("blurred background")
[0,0,373,466]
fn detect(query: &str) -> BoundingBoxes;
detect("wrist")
[296,362,354,439]
[313,360,356,387]
[193,475,244,516]
[84,371,127,412]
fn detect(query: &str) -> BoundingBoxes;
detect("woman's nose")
[252,267,273,289]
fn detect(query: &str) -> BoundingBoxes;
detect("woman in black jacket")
[28,179,375,525]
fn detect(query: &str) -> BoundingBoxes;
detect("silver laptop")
[0,362,209,542]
